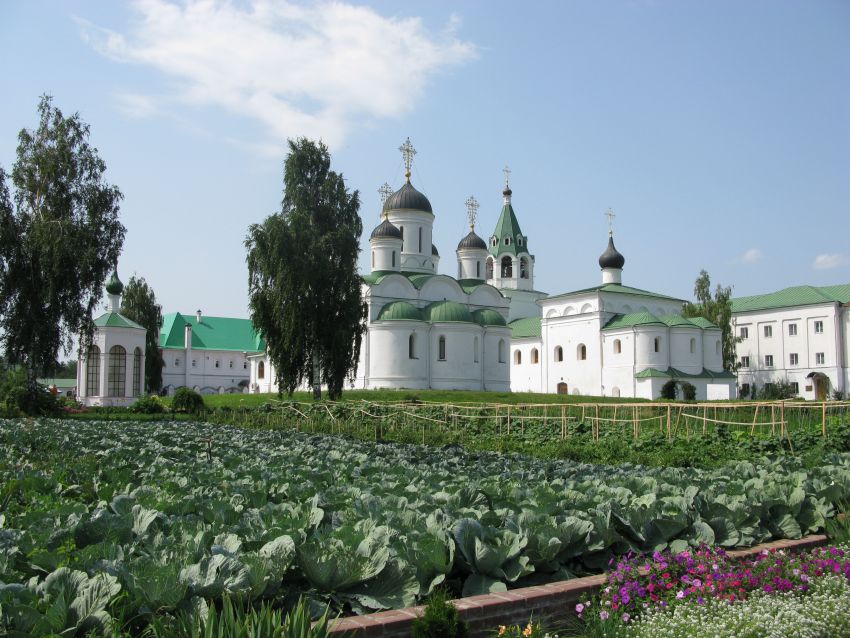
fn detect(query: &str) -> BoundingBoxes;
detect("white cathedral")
[250,139,736,400]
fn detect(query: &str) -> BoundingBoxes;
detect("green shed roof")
[603,312,666,330]
[423,300,474,323]
[546,283,686,304]
[731,284,850,313]
[93,312,145,330]
[635,367,736,380]
[509,316,542,338]
[377,301,424,321]
[471,309,507,326]
[159,312,265,352]
[685,316,721,330]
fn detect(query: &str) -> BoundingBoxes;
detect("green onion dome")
[377,301,424,321]
[471,309,507,326]
[105,269,124,295]
[423,300,474,323]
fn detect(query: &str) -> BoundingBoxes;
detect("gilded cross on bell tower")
[399,137,416,181]
[378,182,393,220]
[605,208,616,236]
[502,164,511,189]
[465,195,479,231]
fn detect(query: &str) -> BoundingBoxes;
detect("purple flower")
[600,611,609,621]
[575,603,584,615]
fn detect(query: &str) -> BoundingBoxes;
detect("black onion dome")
[457,230,487,251]
[383,181,433,213]
[598,235,625,269]
[431,243,439,256]
[503,186,512,197]
[370,218,402,240]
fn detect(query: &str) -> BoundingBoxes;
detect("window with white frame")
[764,354,774,367]
[764,325,773,338]
[740,356,750,368]
[789,353,798,366]
[740,327,749,339]
[788,323,797,336]
[816,352,825,365]
[814,321,824,334]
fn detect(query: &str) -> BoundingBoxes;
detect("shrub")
[411,589,468,638]
[131,394,166,414]
[758,379,797,400]
[171,387,205,414]
[0,366,58,416]
[660,380,678,400]
[680,381,696,401]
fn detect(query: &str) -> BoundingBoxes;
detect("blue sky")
[2,0,848,324]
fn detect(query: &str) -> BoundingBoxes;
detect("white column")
[99,351,108,398]
[125,351,133,399]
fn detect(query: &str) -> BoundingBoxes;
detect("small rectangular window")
[764,354,773,367]
[789,353,798,366]
[763,325,773,338]
[739,327,748,339]
[790,382,799,394]
[740,383,750,396]
[816,352,825,365]
[788,323,797,336]
[740,356,750,368]
[814,321,824,334]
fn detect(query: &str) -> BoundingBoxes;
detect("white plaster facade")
[732,285,850,399]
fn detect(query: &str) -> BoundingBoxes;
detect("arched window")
[476,261,481,278]
[577,344,587,361]
[498,339,506,363]
[654,337,661,353]
[611,387,621,398]
[258,361,265,379]
[371,251,375,268]
[409,333,416,359]
[689,338,696,354]
[514,350,522,365]
[518,237,523,246]
[486,257,494,279]
[86,345,100,396]
[108,345,126,397]
[438,335,446,361]
[215,360,220,368]
[491,237,497,247]
[504,237,511,246]
[501,256,512,278]
[554,345,563,362]
[474,336,479,363]
[391,251,396,267]
[531,348,539,364]
[613,339,622,354]
[520,257,529,279]
[418,227,422,252]
[133,347,142,397]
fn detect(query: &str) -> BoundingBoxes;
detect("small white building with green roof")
[77,269,147,407]
[732,284,850,400]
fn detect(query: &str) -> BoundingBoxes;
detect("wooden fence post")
[595,404,600,441]
[822,402,827,437]
[666,405,672,439]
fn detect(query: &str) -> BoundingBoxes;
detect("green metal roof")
[685,316,721,330]
[159,312,265,352]
[93,312,145,330]
[457,278,486,293]
[363,271,505,299]
[488,201,528,257]
[423,300,474,323]
[546,283,686,304]
[509,316,542,339]
[377,301,424,321]
[731,284,850,313]
[635,367,737,380]
[603,312,666,330]
[471,309,507,327]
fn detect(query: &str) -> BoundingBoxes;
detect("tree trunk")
[312,350,321,401]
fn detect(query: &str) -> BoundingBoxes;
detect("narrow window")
[438,336,446,361]
[765,355,774,367]
[654,337,661,353]
[215,360,220,368]
[554,346,563,362]
[371,251,375,268]
[613,339,622,354]
[816,352,825,365]
[486,257,494,279]
[133,347,142,397]
[229,360,233,368]
[108,345,126,397]
[689,338,695,354]
[740,356,750,368]
[175,357,181,366]
[418,227,422,252]
[476,261,480,278]
[520,257,529,279]
[715,340,721,355]
[814,321,824,334]
[409,333,416,359]
[474,336,479,363]
[531,348,539,364]
[578,344,587,360]
[790,353,798,366]
[514,350,522,365]
[498,339,505,363]
[788,323,797,336]
[86,345,100,396]
[504,237,511,246]
[740,327,749,339]
[764,325,773,338]
[192,359,197,368]
[258,361,265,379]
[391,250,396,267]
[242,361,247,370]
[790,382,799,394]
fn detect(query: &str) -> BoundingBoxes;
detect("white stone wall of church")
[702,332,724,372]
[429,323,483,390]
[669,328,704,374]
[370,237,402,272]
[483,328,511,391]
[635,327,669,371]
[541,315,603,395]
[389,211,435,273]
[457,249,487,280]
[162,348,251,394]
[509,339,542,393]
[367,323,429,389]
[601,330,635,397]
[79,325,146,407]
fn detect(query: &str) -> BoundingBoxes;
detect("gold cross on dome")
[399,137,416,179]
[378,182,393,219]
[465,195,479,230]
[605,208,616,235]
[503,165,511,188]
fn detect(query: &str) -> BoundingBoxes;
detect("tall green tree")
[245,138,366,400]
[121,275,164,393]
[0,96,125,386]
[682,269,739,372]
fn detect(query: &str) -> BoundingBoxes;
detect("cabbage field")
[2,418,850,635]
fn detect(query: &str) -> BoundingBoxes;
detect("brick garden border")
[327,534,828,638]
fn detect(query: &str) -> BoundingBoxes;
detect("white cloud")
[812,253,846,270]
[741,248,762,264]
[77,1,476,152]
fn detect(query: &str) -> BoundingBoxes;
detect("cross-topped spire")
[465,195,479,230]
[502,164,511,189]
[399,137,416,181]
[605,208,616,236]
[378,182,393,219]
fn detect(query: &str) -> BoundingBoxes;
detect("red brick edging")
[328,535,828,638]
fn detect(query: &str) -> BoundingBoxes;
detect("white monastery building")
[732,285,850,400]
[249,139,736,399]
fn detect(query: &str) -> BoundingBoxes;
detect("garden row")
[2,418,850,635]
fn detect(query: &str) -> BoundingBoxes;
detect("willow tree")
[121,275,164,393]
[0,96,124,388]
[682,270,738,372]
[245,138,366,400]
